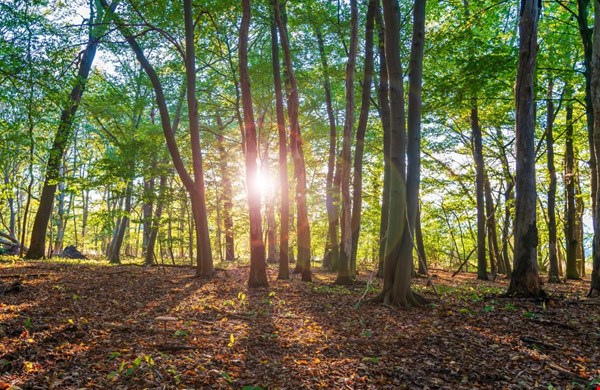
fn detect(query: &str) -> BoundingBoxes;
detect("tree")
[471,101,488,280]
[337,0,359,285]
[101,0,213,277]
[507,0,544,297]
[25,1,117,259]
[589,0,600,298]
[350,0,376,276]
[274,0,311,282]
[270,1,289,280]
[240,0,268,288]
[564,89,580,280]
[376,0,427,307]
[546,81,560,283]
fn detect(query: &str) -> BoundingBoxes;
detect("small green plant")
[107,351,121,360]
[24,317,32,330]
[523,311,535,319]
[221,371,233,384]
[482,305,494,313]
[503,303,517,311]
[174,329,189,338]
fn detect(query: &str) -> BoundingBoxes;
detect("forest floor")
[0,258,599,389]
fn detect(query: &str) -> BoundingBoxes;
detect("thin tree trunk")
[316,26,339,271]
[108,182,133,264]
[275,0,311,282]
[350,0,376,276]
[241,0,268,288]
[375,2,391,277]
[565,94,580,280]
[26,2,116,259]
[590,0,600,297]
[264,144,278,265]
[546,80,560,283]
[575,169,586,277]
[471,101,488,280]
[270,3,289,280]
[337,0,359,285]
[217,116,235,261]
[507,0,544,297]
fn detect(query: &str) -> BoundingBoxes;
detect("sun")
[252,168,275,196]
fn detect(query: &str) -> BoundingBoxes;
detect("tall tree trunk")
[216,116,235,261]
[377,0,427,307]
[590,0,600,297]
[275,0,311,282]
[241,0,268,288]
[471,101,488,280]
[546,80,560,283]
[484,177,501,275]
[102,0,214,276]
[576,0,597,225]
[264,144,278,265]
[350,0,376,275]
[25,2,116,259]
[575,170,586,277]
[565,95,580,280]
[270,3,289,280]
[108,182,133,264]
[507,0,544,297]
[183,0,213,277]
[375,2,392,277]
[316,26,339,271]
[337,0,359,285]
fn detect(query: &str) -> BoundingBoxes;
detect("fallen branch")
[451,247,477,277]
[0,280,22,294]
[520,336,559,350]
[527,317,577,330]
[546,362,589,384]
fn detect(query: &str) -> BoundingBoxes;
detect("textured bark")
[350,0,376,275]
[497,127,514,276]
[275,0,311,282]
[216,116,235,261]
[25,2,116,259]
[241,0,268,288]
[316,26,339,271]
[484,177,501,275]
[264,146,278,265]
[564,97,580,280]
[108,182,132,265]
[184,0,213,277]
[546,81,560,283]
[377,0,427,307]
[576,0,597,223]
[575,172,586,277]
[337,0,359,286]
[507,0,544,297]
[375,2,391,277]
[270,5,289,280]
[589,0,600,297]
[471,101,488,280]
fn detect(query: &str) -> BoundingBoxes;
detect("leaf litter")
[0,260,598,389]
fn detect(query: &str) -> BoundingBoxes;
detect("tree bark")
[471,100,488,280]
[564,94,580,280]
[315,26,339,271]
[350,0,376,276]
[591,0,600,297]
[507,0,544,298]
[576,0,597,225]
[484,177,501,276]
[216,116,235,261]
[270,3,289,280]
[275,0,311,282]
[377,0,426,307]
[108,182,132,264]
[375,2,391,277]
[241,0,268,288]
[337,0,359,285]
[546,80,560,283]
